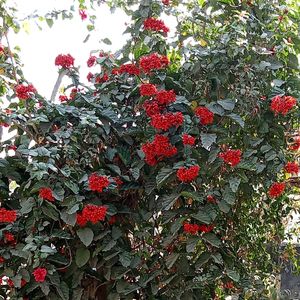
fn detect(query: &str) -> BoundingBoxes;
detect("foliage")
[0,0,300,299]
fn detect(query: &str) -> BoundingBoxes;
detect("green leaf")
[226,269,240,282]
[75,248,90,267]
[228,113,244,128]
[195,252,211,269]
[102,38,112,45]
[186,238,198,253]
[229,177,241,193]
[203,233,221,247]
[20,197,35,214]
[237,161,256,171]
[55,281,70,300]
[200,133,217,150]
[156,167,175,189]
[166,253,180,269]
[46,18,54,28]
[223,186,235,205]
[119,252,131,267]
[158,193,179,210]
[64,181,79,194]
[77,228,94,247]
[218,200,230,213]
[192,210,211,224]
[217,99,235,111]
[60,211,77,226]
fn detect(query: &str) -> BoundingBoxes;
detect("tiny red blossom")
[0,208,17,223]
[119,63,140,75]
[143,100,163,117]
[15,84,36,100]
[108,215,117,225]
[150,112,184,131]
[207,195,217,204]
[88,173,110,192]
[0,44,4,54]
[218,149,242,167]
[198,224,214,233]
[268,182,286,198]
[139,53,169,73]
[224,281,234,289]
[0,122,9,127]
[55,54,75,69]
[4,232,15,243]
[87,72,94,82]
[155,90,176,105]
[33,268,47,282]
[0,257,4,264]
[79,9,87,20]
[142,134,177,166]
[59,95,68,102]
[70,88,78,100]
[143,17,169,34]
[95,73,109,83]
[8,145,17,151]
[177,165,200,182]
[195,106,214,125]
[270,95,297,116]
[39,187,54,202]
[183,223,199,235]
[284,162,299,174]
[81,204,107,224]
[182,134,195,146]
[289,141,300,151]
[162,0,170,4]
[76,213,87,227]
[140,83,157,96]
[87,56,97,67]
[113,176,123,187]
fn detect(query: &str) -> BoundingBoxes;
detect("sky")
[8,0,131,99]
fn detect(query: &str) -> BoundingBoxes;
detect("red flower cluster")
[55,54,75,69]
[218,149,242,167]
[155,90,176,105]
[87,56,97,67]
[76,204,108,227]
[108,215,117,225]
[182,134,195,146]
[0,122,9,127]
[195,106,214,125]
[139,53,169,73]
[207,195,217,204]
[270,95,297,116]
[0,208,17,223]
[177,165,200,182]
[33,268,47,282]
[0,44,4,54]
[140,83,157,96]
[224,281,234,289]
[143,100,163,117]
[284,162,299,174]
[15,84,36,100]
[289,141,300,151]
[95,73,109,83]
[0,257,4,264]
[143,18,169,34]
[162,0,170,4]
[79,9,87,20]
[88,173,110,192]
[4,232,15,243]
[59,95,69,102]
[8,145,17,151]
[150,112,183,131]
[142,134,177,166]
[39,187,54,202]
[268,182,286,198]
[119,63,140,75]
[113,176,123,187]
[183,223,214,234]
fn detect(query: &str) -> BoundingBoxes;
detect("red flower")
[76,213,87,227]
[268,182,286,198]
[59,95,68,102]
[198,224,214,233]
[143,17,169,34]
[108,215,117,225]
[182,134,195,146]
[177,165,200,182]
[81,204,107,224]
[119,63,140,75]
[96,73,109,83]
[88,173,110,192]
[270,95,297,116]
[8,145,17,151]
[0,122,9,127]
[218,149,242,167]
[0,257,4,264]
[79,9,87,20]
[113,177,123,187]
[7,278,14,287]
[289,141,300,151]
[112,68,119,75]
[87,56,97,67]
[195,106,214,125]
[140,83,157,96]
[142,134,177,166]
[55,54,75,69]
[155,90,176,105]
[0,208,17,223]
[21,279,27,287]
[285,162,299,174]
[0,44,4,54]
[15,84,36,100]
[87,72,94,82]
[39,187,54,202]
[4,232,15,243]
[150,112,184,131]
[33,268,47,282]
[162,0,170,4]
[139,53,169,73]
[207,195,217,204]
[183,223,199,235]
[69,88,78,100]
[224,281,234,289]
[143,100,163,117]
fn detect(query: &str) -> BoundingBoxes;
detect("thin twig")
[4,31,18,83]
[50,69,69,102]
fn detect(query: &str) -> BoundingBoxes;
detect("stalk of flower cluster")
[50,69,69,103]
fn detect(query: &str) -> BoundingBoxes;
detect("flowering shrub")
[0,0,299,299]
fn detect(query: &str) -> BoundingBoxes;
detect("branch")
[50,69,69,103]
